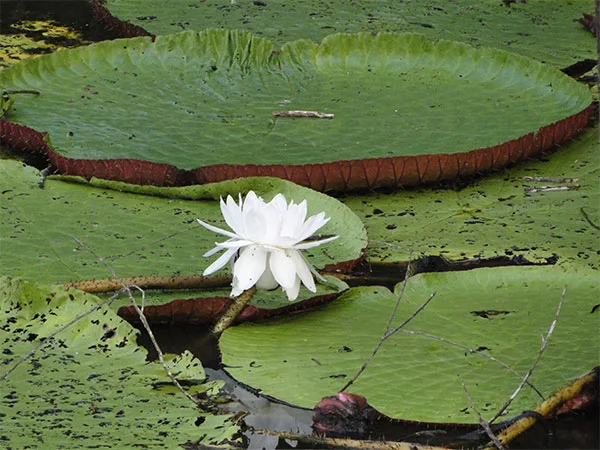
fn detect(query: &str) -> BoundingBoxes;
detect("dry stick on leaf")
[272,110,334,119]
[338,256,437,392]
[487,286,567,426]
[66,274,231,294]
[524,185,580,194]
[252,428,448,450]
[522,176,579,183]
[399,330,544,399]
[71,237,200,406]
[462,381,505,450]
[580,207,600,230]
[0,288,123,382]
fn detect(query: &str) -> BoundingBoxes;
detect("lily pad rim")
[0,29,594,191]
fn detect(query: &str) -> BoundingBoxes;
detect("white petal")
[232,245,268,291]
[288,249,316,292]
[296,212,330,242]
[281,200,307,239]
[221,195,244,236]
[256,262,279,290]
[283,276,302,301]
[204,244,224,257]
[215,239,255,249]
[307,259,327,282]
[262,203,283,244]
[242,209,267,243]
[203,247,238,275]
[242,191,262,213]
[268,193,288,213]
[294,235,339,250]
[197,218,239,239]
[269,249,298,289]
[230,283,244,298]
[203,237,238,257]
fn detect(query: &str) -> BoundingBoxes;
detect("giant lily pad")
[96,0,595,69]
[0,163,364,303]
[342,124,599,269]
[0,276,240,447]
[220,266,599,423]
[0,30,592,191]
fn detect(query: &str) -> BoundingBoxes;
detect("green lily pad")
[220,266,599,423]
[0,276,239,448]
[342,124,599,270]
[0,30,591,190]
[0,162,365,298]
[99,0,594,68]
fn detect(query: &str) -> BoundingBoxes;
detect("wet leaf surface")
[0,168,364,285]
[0,276,240,448]
[221,267,599,423]
[99,0,595,69]
[0,30,591,190]
[342,124,599,269]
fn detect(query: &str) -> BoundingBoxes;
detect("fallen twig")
[522,176,579,183]
[483,367,598,450]
[252,428,448,450]
[399,330,543,399]
[72,237,200,405]
[38,165,54,189]
[65,274,231,293]
[580,207,600,230]
[272,110,334,119]
[462,381,504,449]
[339,255,437,392]
[0,288,123,382]
[488,286,566,425]
[524,185,580,194]
[3,89,40,96]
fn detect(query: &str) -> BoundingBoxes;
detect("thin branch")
[398,330,544,399]
[488,286,567,424]
[338,258,436,393]
[487,367,598,449]
[581,207,600,230]
[462,381,504,450]
[385,251,414,335]
[65,274,231,293]
[272,110,334,119]
[0,288,123,382]
[524,185,580,194]
[71,237,200,405]
[522,176,579,183]
[385,293,436,338]
[4,89,40,96]
[252,428,449,450]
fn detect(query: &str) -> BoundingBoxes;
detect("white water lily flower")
[198,191,339,301]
